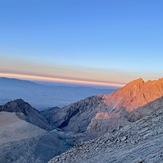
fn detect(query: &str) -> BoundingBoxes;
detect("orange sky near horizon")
[0,56,162,88]
[0,72,125,87]
[0,57,127,87]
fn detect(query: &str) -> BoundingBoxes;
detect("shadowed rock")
[0,99,52,130]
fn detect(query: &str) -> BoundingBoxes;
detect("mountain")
[0,111,72,163]
[0,99,52,130]
[0,77,116,110]
[49,103,163,163]
[44,78,163,138]
[41,96,104,133]
[102,78,163,112]
[87,78,163,134]
[40,106,61,126]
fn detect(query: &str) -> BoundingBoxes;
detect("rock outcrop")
[103,78,163,112]
[0,99,52,130]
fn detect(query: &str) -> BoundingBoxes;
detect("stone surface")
[103,78,163,112]
[49,106,163,163]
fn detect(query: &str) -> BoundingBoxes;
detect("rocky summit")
[102,78,163,112]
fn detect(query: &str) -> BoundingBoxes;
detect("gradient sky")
[0,0,163,87]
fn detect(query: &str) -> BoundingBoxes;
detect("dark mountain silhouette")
[0,99,52,130]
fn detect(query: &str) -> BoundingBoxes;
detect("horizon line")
[0,72,125,88]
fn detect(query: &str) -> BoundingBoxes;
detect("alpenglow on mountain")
[48,78,163,163]
[43,78,163,137]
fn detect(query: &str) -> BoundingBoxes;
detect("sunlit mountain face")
[102,78,163,112]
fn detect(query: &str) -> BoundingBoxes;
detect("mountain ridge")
[44,78,163,138]
[103,78,163,112]
[0,99,52,130]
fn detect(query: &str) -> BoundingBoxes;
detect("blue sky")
[0,0,163,87]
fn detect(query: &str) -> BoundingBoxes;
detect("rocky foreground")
[49,106,163,163]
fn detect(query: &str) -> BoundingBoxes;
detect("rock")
[48,96,105,133]
[48,106,163,163]
[103,78,163,112]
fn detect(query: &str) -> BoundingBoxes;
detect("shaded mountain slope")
[45,96,105,133]
[0,112,72,163]
[49,104,163,163]
[40,106,61,126]
[0,99,52,130]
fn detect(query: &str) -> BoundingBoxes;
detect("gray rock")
[49,106,163,163]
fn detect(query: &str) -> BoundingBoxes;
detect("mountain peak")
[126,78,144,87]
[0,99,52,130]
[103,78,163,112]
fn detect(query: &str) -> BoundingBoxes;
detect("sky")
[0,0,163,87]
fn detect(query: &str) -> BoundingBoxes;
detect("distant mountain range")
[1,77,163,163]
[0,77,116,110]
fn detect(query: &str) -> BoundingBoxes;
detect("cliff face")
[103,78,163,112]
[87,78,163,134]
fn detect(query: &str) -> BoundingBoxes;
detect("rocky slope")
[43,96,105,133]
[0,111,73,163]
[40,106,61,126]
[87,78,163,134]
[49,103,163,163]
[0,99,52,130]
[46,78,163,137]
